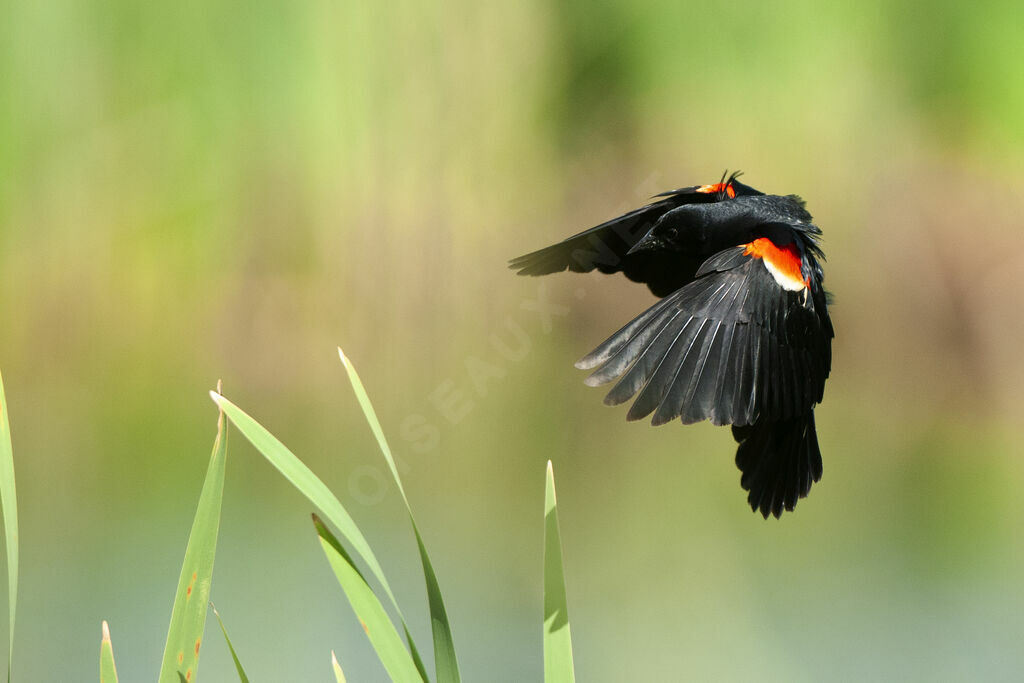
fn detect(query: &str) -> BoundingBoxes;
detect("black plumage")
[510,172,834,518]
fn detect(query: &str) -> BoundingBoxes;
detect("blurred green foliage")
[0,0,1022,680]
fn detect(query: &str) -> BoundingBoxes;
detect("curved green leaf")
[338,348,461,683]
[314,516,422,683]
[331,651,346,683]
[211,605,249,683]
[210,392,427,678]
[159,385,228,683]
[0,369,17,681]
[100,621,118,683]
[543,461,575,683]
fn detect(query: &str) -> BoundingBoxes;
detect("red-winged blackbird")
[510,172,833,518]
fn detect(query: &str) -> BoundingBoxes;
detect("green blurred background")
[2,0,1023,680]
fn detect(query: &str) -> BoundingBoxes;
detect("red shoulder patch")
[742,238,809,291]
[696,182,737,199]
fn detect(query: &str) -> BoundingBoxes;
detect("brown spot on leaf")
[177,652,184,664]
[195,638,201,655]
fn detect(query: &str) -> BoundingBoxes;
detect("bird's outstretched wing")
[509,180,752,297]
[575,245,831,428]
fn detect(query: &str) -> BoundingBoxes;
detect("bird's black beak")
[626,228,660,255]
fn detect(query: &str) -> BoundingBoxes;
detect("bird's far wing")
[575,246,831,428]
[508,186,725,297]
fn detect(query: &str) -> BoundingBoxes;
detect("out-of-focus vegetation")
[1,0,1022,680]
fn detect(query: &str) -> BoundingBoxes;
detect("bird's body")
[510,173,833,518]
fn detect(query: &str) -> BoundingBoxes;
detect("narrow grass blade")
[331,651,346,683]
[313,516,423,683]
[211,605,249,683]
[543,461,576,683]
[338,348,461,683]
[158,383,229,683]
[100,621,119,683]
[209,392,426,677]
[0,370,17,681]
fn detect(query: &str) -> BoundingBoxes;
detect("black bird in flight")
[510,172,833,518]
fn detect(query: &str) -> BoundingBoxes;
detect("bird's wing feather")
[509,187,720,297]
[576,246,831,427]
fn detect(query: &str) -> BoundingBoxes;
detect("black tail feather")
[733,412,822,518]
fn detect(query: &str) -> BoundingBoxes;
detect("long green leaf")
[211,605,249,683]
[0,369,17,681]
[209,392,427,678]
[99,621,118,683]
[543,461,575,683]
[331,651,347,683]
[338,348,461,683]
[314,516,422,683]
[158,384,228,683]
